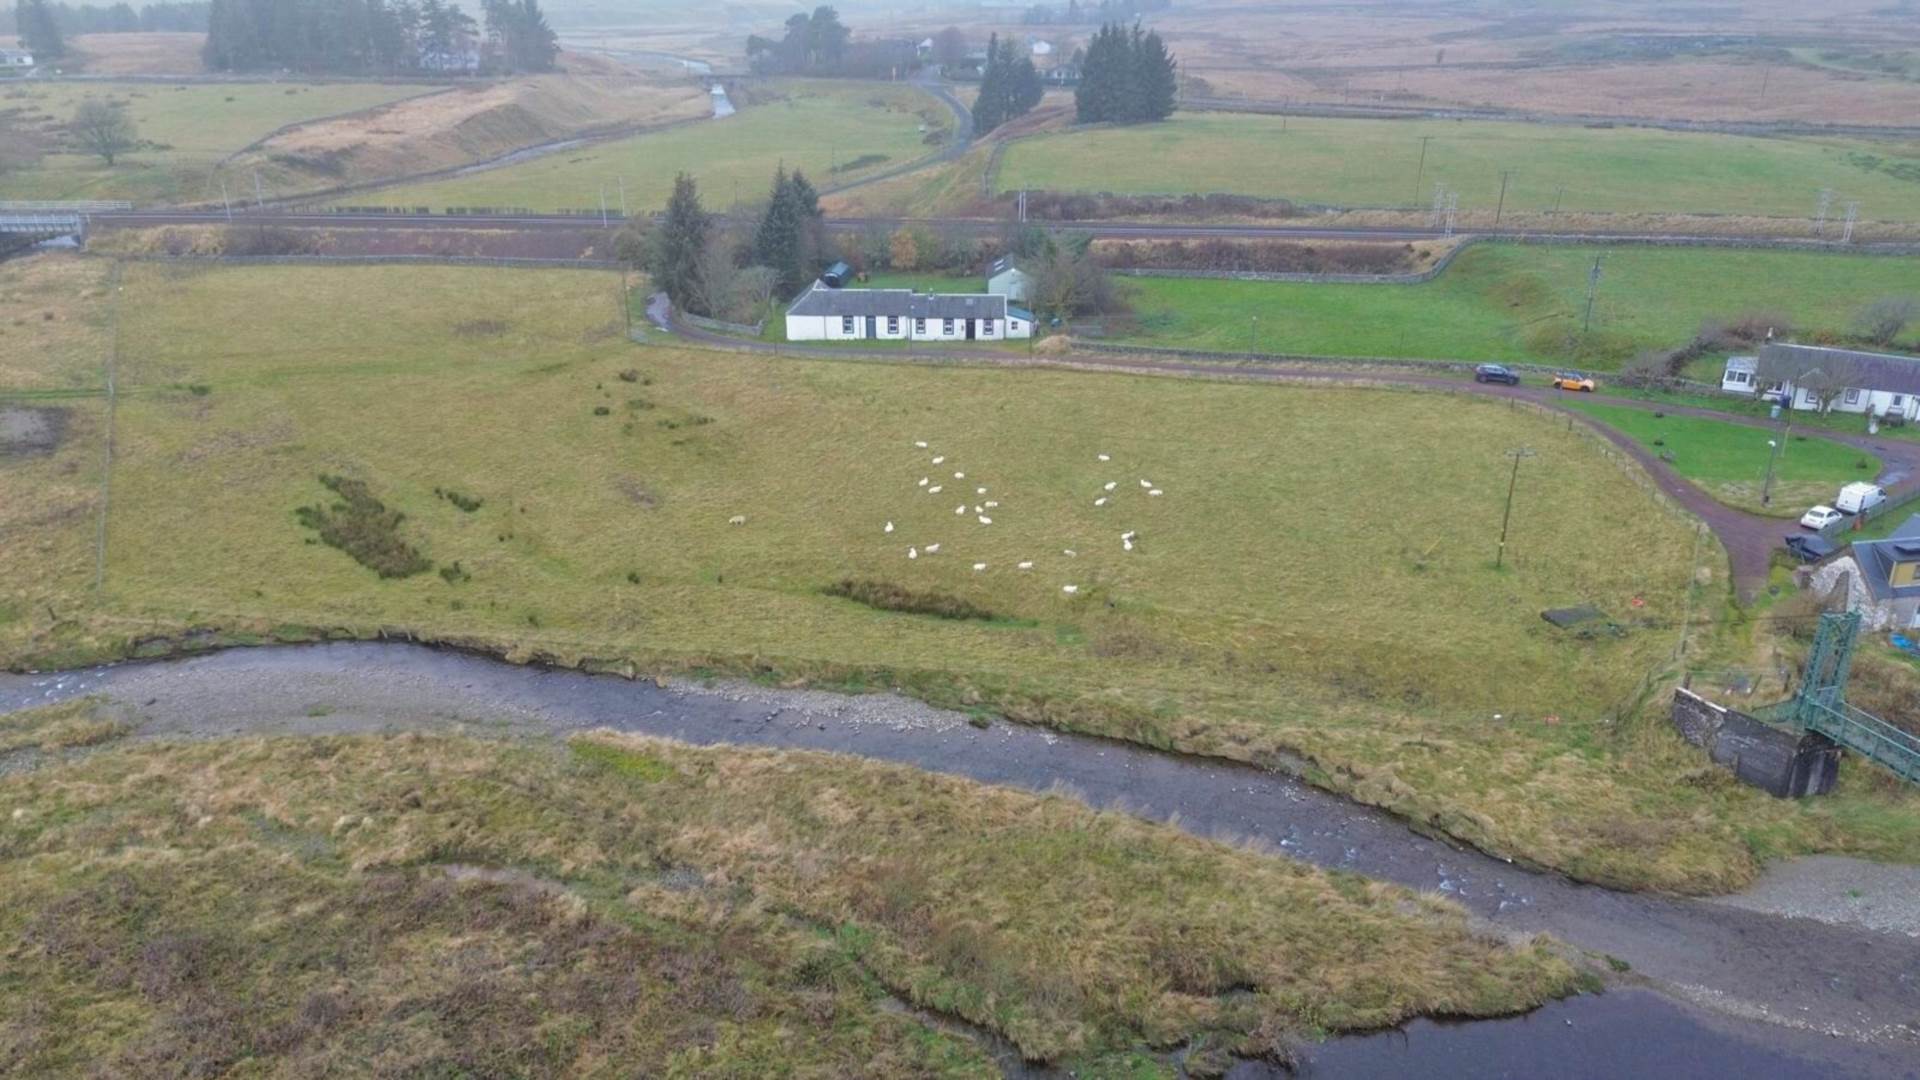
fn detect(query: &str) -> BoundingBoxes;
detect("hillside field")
[5,256,1920,893]
[362,82,948,212]
[0,80,439,204]
[1109,244,1920,367]
[995,112,1920,220]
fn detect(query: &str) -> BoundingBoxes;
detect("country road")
[2,643,1916,1078]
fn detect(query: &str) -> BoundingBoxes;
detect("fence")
[1816,486,1920,541]
[119,253,621,270]
[678,309,766,336]
[0,199,131,212]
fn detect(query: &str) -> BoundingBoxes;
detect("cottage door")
[866,316,877,338]
[965,320,976,340]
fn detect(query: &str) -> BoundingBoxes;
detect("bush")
[434,487,483,513]
[294,475,432,579]
[823,579,1001,621]
[222,225,316,257]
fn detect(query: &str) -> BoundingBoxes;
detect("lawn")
[362,82,947,213]
[1563,402,1880,517]
[6,256,1919,893]
[0,710,1577,1074]
[996,111,1920,220]
[0,80,438,204]
[1109,244,1920,368]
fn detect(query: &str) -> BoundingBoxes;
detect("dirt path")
[2,643,1915,1078]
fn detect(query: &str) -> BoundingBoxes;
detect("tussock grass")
[0,732,1578,1073]
[294,474,432,579]
[824,579,1003,622]
[0,698,132,755]
[5,259,1918,892]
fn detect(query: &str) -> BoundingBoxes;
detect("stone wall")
[1671,688,1841,798]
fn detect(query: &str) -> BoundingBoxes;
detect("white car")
[1800,505,1845,531]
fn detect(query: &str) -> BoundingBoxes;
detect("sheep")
[915,440,928,449]
[884,521,894,533]
[1063,549,1077,557]
[983,500,999,508]
[973,504,983,514]
[1017,561,1034,571]
[1097,453,1111,462]
[977,515,993,525]
[926,543,941,554]
[1149,489,1163,497]
[973,562,987,571]
[1140,479,1152,489]
[1062,584,1079,594]
[929,485,943,494]
[728,515,747,526]
[908,547,918,559]
[1103,481,1117,491]
[932,456,946,465]
[956,505,967,515]
[1094,497,1108,507]
[918,477,929,487]
[976,486,987,495]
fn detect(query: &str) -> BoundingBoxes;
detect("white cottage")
[1725,343,1920,423]
[985,256,1031,304]
[0,49,34,69]
[785,282,1033,342]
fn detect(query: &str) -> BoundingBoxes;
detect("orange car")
[1551,372,1596,392]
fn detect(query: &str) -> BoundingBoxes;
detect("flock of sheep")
[884,440,1162,595]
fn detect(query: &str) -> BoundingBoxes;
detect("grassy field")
[5,256,1920,893]
[1563,402,1880,517]
[0,709,1578,1075]
[995,112,1920,220]
[0,80,438,204]
[362,82,947,213]
[1108,244,1920,368]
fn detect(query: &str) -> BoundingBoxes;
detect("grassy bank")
[996,112,1920,220]
[363,82,947,213]
[0,714,1579,1074]
[0,80,436,204]
[1563,402,1881,516]
[6,256,1920,893]
[1109,245,1920,368]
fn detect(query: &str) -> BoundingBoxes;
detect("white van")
[1835,482,1887,516]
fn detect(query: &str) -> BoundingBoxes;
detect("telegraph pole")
[599,185,608,228]
[1583,255,1605,333]
[1843,201,1861,244]
[219,178,233,222]
[1815,187,1834,236]
[1249,313,1258,355]
[1494,168,1516,227]
[1496,448,1537,569]
[1411,134,1433,207]
[618,176,628,217]
[252,170,264,209]
[1762,437,1782,507]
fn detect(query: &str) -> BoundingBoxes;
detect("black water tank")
[821,261,852,288]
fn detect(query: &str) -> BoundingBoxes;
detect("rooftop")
[789,282,1008,321]
[1760,342,1920,396]
[1852,514,1920,600]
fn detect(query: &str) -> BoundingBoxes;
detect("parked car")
[1835,482,1887,516]
[1473,363,1521,385]
[1800,505,1846,531]
[1785,534,1838,563]
[1551,372,1596,392]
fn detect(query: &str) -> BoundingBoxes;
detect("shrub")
[824,579,1001,621]
[294,475,432,579]
[434,487,483,513]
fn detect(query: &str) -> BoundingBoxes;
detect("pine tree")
[16,0,66,59]
[751,167,826,298]
[650,173,711,315]
[972,32,1005,134]
[1134,26,1176,121]
[1074,21,1174,124]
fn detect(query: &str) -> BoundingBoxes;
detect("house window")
[841,316,855,335]
[1728,370,1749,385]
[887,316,900,335]
[982,320,996,336]
[1893,395,1906,409]
[1845,388,1862,404]
[914,318,925,335]
[943,319,955,335]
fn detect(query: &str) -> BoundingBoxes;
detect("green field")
[364,83,946,213]
[0,80,436,204]
[996,112,1920,219]
[0,706,1575,1074]
[1109,244,1920,367]
[1564,402,1879,516]
[6,256,1920,893]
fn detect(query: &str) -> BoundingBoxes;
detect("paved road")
[646,294,1920,598]
[3,643,1915,1078]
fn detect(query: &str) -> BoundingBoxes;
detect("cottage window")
[887,316,900,335]
[943,319,955,335]
[1894,395,1906,409]
[914,318,925,334]
[1727,370,1749,385]
[841,316,855,335]
[1845,388,1862,404]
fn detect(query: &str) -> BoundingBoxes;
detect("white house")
[1030,38,1054,57]
[0,49,33,69]
[985,256,1032,304]
[1724,343,1920,423]
[785,282,1033,342]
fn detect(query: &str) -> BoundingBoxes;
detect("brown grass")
[68,32,205,75]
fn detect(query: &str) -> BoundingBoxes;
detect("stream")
[3,642,1916,1078]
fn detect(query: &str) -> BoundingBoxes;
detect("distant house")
[985,256,1031,304]
[1809,514,1920,630]
[1043,64,1081,86]
[417,48,481,74]
[1724,343,1920,423]
[1029,38,1054,57]
[917,37,935,59]
[785,282,1033,342]
[0,49,33,70]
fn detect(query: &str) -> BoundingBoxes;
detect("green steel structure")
[1758,612,1920,786]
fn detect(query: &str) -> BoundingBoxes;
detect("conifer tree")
[650,173,711,314]
[16,0,66,58]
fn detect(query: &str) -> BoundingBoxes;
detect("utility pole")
[599,185,608,228]
[1494,168,1516,228]
[1411,134,1433,207]
[618,176,627,217]
[1583,255,1605,333]
[1552,183,1566,215]
[1762,437,1782,507]
[1249,313,1258,355]
[219,177,233,223]
[1496,448,1537,569]
[1445,191,1458,236]
[1815,187,1833,236]
[252,170,264,209]
[1843,200,1860,244]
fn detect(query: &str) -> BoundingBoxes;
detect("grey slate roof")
[788,283,1006,321]
[1760,343,1920,396]
[1852,514,1920,600]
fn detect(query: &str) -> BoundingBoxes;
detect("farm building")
[985,256,1032,303]
[1724,343,1920,422]
[785,282,1033,342]
[1809,515,1920,630]
[0,49,33,69]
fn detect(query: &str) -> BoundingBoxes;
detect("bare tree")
[932,27,969,67]
[1853,296,1917,348]
[70,100,138,166]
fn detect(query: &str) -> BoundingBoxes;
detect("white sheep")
[976,486,987,495]
[983,500,999,509]
[1094,496,1108,507]
[954,472,965,479]
[932,456,946,465]
[929,485,943,494]
[915,440,928,448]
[977,515,993,525]
[926,543,940,554]
[1097,453,1110,462]
[1104,481,1117,491]
[885,521,894,533]
[973,562,987,571]
[956,505,967,515]
[918,477,929,487]
[1062,584,1079,594]
[1140,479,1152,489]
[728,515,747,526]
[1063,549,1077,557]
[908,547,918,559]
[1017,561,1034,571]
[1149,489,1163,497]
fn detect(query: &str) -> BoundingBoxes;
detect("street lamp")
[1249,314,1259,356]
[1762,438,1781,506]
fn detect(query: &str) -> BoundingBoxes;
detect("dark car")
[1474,364,1521,385]
[1784,534,1838,563]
